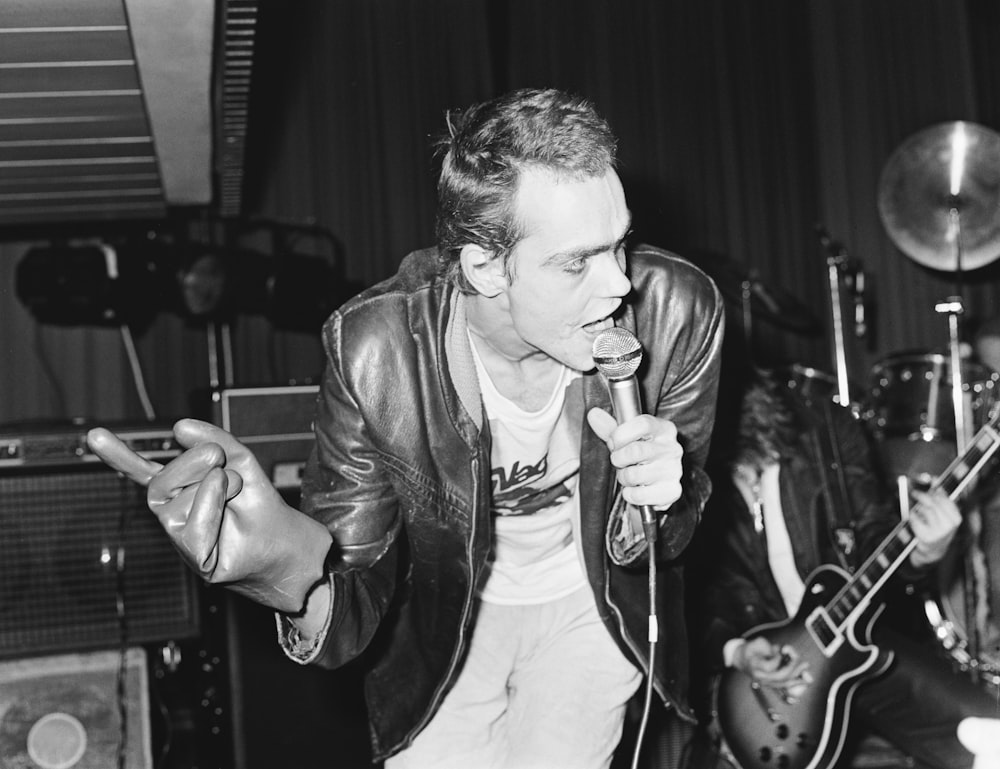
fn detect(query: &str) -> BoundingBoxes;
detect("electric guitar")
[714,410,1000,769]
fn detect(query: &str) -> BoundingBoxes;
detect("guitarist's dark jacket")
[690,391,929,679]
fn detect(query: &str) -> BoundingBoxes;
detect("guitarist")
[686,368,998,769]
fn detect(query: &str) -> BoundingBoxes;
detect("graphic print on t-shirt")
[469,340,588,604]
[488,375,583,515]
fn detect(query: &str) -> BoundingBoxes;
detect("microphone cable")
[591,327,661,769]
[629,522,658,769]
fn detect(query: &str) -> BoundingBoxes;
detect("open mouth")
[582,316,614,333]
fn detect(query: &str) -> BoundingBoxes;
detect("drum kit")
[733,121,1000,689]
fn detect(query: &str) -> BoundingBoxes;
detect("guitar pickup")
[805,607,843,656]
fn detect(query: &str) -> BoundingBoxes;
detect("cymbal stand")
[934,199,980,669]
[936,198,970,456]
[936,293,982,671]
[825,250,852,407]
[816,225,855,407]
[935,297,968,453]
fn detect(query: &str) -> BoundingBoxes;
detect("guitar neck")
[825,418,1000,629]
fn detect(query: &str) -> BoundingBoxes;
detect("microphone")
[592,327,657,543]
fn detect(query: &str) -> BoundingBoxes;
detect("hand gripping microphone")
[592,327,658,543]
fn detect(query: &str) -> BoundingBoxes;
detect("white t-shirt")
[470,338,588,605]
[726,462,806,666]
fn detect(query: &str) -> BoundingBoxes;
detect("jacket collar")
[444,290,485,431]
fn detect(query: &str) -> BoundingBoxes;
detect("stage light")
[16,239,359,334]
[15,243,168,330]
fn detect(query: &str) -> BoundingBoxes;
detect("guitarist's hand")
[733,637,813,698]
[908,488,961,568]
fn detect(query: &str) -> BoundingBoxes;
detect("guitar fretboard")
[816,420,1000,640]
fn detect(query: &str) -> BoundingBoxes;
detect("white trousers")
[385,586,643,769]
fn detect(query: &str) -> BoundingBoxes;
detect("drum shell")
[869,352,997,441]
[778,364,861,410]
[868,351,998,478]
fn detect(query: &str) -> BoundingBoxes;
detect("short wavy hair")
[434,88,618,292]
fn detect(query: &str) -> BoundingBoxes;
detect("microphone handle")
[608,377,642,420]
[607,377,658,542]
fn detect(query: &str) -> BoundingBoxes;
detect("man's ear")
[459,244,507,297]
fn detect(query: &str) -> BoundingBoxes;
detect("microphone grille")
[592,327,643,380]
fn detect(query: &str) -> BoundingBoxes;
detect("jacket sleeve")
[608,251,726,565]
[282,310,404,670]
[688,480,787,675]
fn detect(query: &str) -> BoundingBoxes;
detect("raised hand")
[87,419,332,613]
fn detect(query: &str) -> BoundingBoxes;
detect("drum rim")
[871,350,998,379]
[779,363,837,383]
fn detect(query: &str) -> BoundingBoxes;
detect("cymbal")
[878,120,1000,272]
[684,249,822,335]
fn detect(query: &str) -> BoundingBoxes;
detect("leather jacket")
[296,244,724,760]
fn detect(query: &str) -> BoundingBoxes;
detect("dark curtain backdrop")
[2,0,999,429]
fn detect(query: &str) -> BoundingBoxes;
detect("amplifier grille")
[0,465,200,658]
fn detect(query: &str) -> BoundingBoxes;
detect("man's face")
[499,167,633,372]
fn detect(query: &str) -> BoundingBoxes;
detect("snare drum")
[868,351,999,479]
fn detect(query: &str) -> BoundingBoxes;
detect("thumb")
[587,407,618,443]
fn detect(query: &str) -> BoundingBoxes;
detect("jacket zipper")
[399,451,482,749]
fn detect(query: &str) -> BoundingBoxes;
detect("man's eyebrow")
[543,216,633,266]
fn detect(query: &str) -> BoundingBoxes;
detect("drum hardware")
[816,224,867,408]
[687,250,822,335]
[877,120,1000,456]
[683,249,822,352]
[870,122,1000,684]
[778,364,863,418]
[899,475,1000,690]
[935,296,972,454]
[867,351,998,479]
[922,590,1000,690]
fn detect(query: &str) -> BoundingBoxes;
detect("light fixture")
[15,243,168,330]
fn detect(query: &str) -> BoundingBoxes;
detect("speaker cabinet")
[0,647,151,769]
[213,385,319,490]
[211,385,372,769]
[0,426,201,659]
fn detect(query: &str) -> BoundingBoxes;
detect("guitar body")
[714,565,893,769]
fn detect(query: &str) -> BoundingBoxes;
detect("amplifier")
[0,423,200,659]
[0,422,180,468]
[212,385,319,490]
